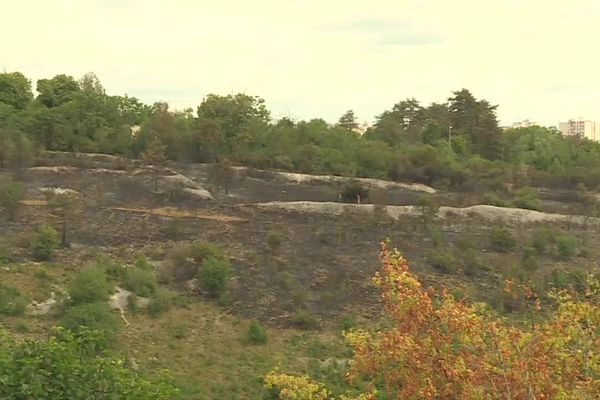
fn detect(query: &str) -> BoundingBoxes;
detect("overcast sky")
[3,0,600,126]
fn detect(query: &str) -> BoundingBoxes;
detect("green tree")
[0,72,33,110]
[45,191,79,247]
[142,138,168,191]
[337,110,359,131]
[0,179,25,221]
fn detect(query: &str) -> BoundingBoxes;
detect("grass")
[116,304,349,400]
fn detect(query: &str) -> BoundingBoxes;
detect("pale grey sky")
[3,0,600,126]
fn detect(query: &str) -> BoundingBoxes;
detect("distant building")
[512,119,540,128]
[558,119,600,141]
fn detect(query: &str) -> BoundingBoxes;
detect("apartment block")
[558,119,600,141]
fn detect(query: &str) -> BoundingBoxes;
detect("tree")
[35,74,80,108]
[44,190,80,247]
[0,328,179,399]
[141,138,168,191]
[448,89,501,159]
[0,179,25,221]
[207,157,236,194]
[337,110,359,131]
[0,72,33,110]
[266,244,600,399]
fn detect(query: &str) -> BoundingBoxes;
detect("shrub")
[197,257,232,298]
[190,241,225,264]
[462,248,482,277]
[0,284,28,316]
[31,225,59,261]
[148,288,172,318]
[68,267,112,305]
[246,320,268,344]
[61,302,120,342]
[428,250,458,274]
[513,187,542,211]
[556,235,577,260]
[340,313,359,331]
[0,179,25,221]
[430,229,445,248]
[126,294,139,314]
[532,228,556,255]
[416,194,439,228]
[124,267,157,298]
[267,231,282,253]
[291,309,319,330]
[340,180,369,203]
[489,227,516,253]
[482,191,509,207]
[521,246,539,272]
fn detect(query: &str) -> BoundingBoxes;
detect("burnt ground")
[1,154,598,329]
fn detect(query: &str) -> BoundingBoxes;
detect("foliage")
[61,302,120,342]
[68,267,112,305]
[340,181,369,203]
[124,267,157,297]
[428,249,458,274]
[267,231,283,253]
[266,244,600,399]
[489,226,517,252]
[513,187,542,211]
[148,288,173,318]
[208,158,236,193]
[0,327,179,399]
[0,179,25,221]
[0,284,28,316]
[197,256,232,298]
[246,320,268,344]
[291,310,319,330]
[416,193,439,228]
[555,234,577,260]
[30,224,60,261]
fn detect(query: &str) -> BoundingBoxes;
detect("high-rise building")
[512,119,539,128]
[558,119,600,141]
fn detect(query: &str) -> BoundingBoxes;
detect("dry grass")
[110,207,247,223]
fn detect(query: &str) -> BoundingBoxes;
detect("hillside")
[1,152,599,398]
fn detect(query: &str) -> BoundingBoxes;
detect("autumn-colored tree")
[266,243,600,399]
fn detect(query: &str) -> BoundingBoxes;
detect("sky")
[2,0,600,126]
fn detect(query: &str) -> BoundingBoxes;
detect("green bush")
[430,229,445,248]
[267,231,282,253]
[556,235,577,260]
[482,191,509,207]
[148,288,172,318]
[190,241,225,264]
[489,227,516,253]
[124,267,157,298]
[0,179,25,221]
[340,180,370,203]
[197,257,232,298]
[61,302,120,342]
[68,267,112,305]
[532,228,556,255]
[0,284,28,316]
[31,224,60,261]
[521,246,539,272]
[245,320,268,344]
[428,250,458,274]
[340,313,358,331]
[291,309,319,330]
[462,248,482,277]
[513,187,542,211]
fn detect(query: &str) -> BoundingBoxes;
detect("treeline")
[2,71,600,191]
